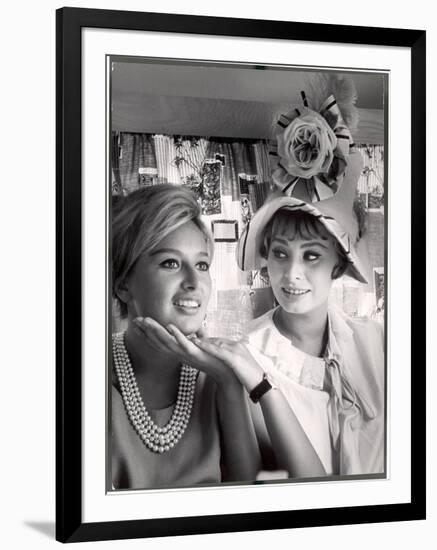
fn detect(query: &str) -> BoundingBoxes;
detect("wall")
[1,1,434,549]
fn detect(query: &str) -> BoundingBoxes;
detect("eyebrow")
[271,237,329,249]
[301,242,329,249]
[150,248,210,257]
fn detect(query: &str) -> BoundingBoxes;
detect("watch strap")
[249,373,274,403]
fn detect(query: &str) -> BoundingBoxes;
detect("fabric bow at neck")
[324,356,377,474]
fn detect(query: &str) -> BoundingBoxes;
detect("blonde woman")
[111,184,260,489]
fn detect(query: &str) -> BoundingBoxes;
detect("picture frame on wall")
[56,6,426,543]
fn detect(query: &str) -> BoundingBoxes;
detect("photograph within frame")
[108,56,388,493]
[56,6,426,543]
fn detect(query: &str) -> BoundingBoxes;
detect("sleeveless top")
[111,370,222,490]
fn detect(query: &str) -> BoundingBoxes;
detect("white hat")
[236,151,368,284]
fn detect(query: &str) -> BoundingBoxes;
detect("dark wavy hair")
[260,209,349,280]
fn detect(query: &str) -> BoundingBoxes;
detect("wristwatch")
[249,372,277,403]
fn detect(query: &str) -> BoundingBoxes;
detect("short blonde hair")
[112,184,213,318]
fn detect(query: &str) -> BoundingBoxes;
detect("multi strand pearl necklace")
[112,332,198,454]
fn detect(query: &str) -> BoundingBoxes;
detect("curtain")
[113,133,156,192]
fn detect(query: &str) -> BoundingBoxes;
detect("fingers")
[192,337,235,366]
[135,318,212,370]
[132,317,169,353]
[132,318,251,385]
[133,317,179,355]
[166,324,224,368]
[167,324,234,377]
[166,324,202,357]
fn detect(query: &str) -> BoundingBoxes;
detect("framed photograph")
[56,7,426,543]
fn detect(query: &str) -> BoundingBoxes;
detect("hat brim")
[236,196,368,284]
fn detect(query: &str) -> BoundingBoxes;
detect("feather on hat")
[237,74,370,284]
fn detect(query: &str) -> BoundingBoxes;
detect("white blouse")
[246,308,334,474]
[245,306,385,477]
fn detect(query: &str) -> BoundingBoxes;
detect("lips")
[282,287,310,297]
[173,299,200,308]
[172,295,202,313]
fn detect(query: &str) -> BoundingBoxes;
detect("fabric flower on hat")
[270,75,358,202]
[277,110,337,180]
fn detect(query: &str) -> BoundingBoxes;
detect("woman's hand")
[133,317,263,480]
[132,317,235,387]
[133,317,263,392]
[187,329,326,478]
[133,318,325,478]
[190,336,264,393]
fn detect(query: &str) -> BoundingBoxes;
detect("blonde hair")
[112,184,213,318]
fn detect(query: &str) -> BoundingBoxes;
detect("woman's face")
[124,221,212,335]
[267,225,339,317]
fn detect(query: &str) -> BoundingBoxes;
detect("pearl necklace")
[112,332,198,454]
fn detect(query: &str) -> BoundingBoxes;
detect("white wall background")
[0,1,433,548]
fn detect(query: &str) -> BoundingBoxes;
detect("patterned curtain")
[112,132,269,201]
[356,145,384,208]
[113,133,157,192]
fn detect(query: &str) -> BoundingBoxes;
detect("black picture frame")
[56,7,426,543]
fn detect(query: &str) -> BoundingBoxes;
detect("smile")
[282,287,310,296]
[173,299,201,309]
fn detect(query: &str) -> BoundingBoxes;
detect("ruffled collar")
[247,306,353,391]
[247,306,379,474]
